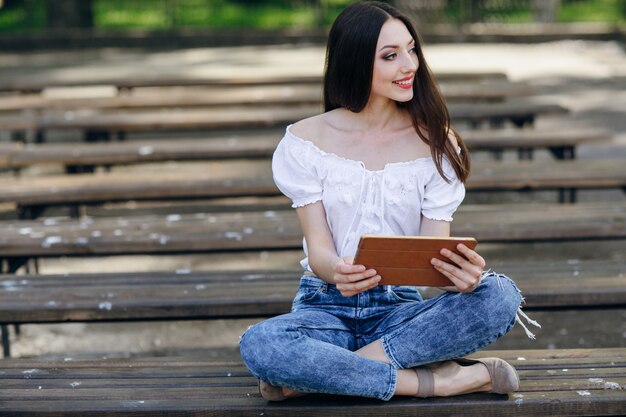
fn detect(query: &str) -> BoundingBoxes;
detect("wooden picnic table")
[1,158,623,216]
[0,101,568,142]
[0,127,609,170]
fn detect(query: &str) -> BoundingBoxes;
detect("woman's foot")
[258,380,306,401]
[414,357,518,397]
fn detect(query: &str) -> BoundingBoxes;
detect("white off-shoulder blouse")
[272,125,465,272]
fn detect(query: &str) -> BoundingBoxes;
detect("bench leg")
[511,116,534,128]
[85,130,111,142]
[1,324,11,358]
[518,147,533,160]
[66,164,96,174]
[559,188,577,204]
[11,131,25,143]
[35,129,45,144]
[18,204,47,220]
[6,257,30,274]
[549,146,576,160]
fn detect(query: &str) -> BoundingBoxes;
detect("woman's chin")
[394,94,414,103]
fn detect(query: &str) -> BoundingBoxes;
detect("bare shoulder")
[289,114,326,142]
[289,109,344,145]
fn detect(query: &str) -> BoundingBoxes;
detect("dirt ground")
[1,39,625,358]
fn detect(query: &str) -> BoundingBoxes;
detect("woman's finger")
[457,244,486,269]
[432,258,479,292]
[336,262,366,275]
[440,249,483,279]
[440,248,471,269]
[333,268,377,284]
[338,275,381,296]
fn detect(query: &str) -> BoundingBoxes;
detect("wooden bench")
[0,72,509,93]
[0,127,610,173]
[1,347,623,416]
[1,158,623,219]
[0,80,534,114]
[0,259,622,325]
[1,202,625,270]
[1,101,568,142]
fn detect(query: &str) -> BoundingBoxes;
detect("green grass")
[92,0,350,30]
[559,0,626,23]
[0,0,624,32]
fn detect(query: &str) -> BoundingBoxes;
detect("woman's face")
[370,18,419,104]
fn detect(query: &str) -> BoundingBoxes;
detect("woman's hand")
[432,244,486,293]
[332,256,381,297]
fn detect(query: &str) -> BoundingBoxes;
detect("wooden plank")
[0,203,624,258]
[0,101,567,134]
[1,348,624,369]
[0,72,508,92]
[0,259,623,323]
[0,348,622,417]
[0,127,609,169]
[0,81,532,113]
[0,133,282,168]
[0,158,624,206]
[461,127,610,149]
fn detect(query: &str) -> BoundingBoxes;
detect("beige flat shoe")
[414,357,519,398]
[454,357,520,394]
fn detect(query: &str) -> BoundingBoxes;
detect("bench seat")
[2,159,624,211]
[0,81,533,113]
[0,127,609,169]
[0,71,508,93]
[0,101,568,137]
[0,203,625,261]
[0,348,624,416]
[0,260,623,324]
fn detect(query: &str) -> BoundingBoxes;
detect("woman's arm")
[421,216,486,293]
[296,201,380,297]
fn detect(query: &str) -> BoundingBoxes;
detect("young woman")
[240,1,537,401]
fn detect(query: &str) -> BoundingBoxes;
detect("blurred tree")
[532,0,560,22]
[46,0,93,29]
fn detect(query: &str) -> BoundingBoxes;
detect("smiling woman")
[240,0,529,404]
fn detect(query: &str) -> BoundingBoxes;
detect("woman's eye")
[410,47,417,54]
[384,53,396,60]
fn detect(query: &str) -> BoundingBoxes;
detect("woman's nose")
[401,51,418,73]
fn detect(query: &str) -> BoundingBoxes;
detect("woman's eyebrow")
[378,39,416,52]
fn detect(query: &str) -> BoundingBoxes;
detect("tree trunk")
[46,0,94,29]
[532,0,560,23]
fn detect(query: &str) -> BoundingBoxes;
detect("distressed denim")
[239,272,521,401]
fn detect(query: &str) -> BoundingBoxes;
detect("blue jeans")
[240,272,522,401]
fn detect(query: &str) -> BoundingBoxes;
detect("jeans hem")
[381,365,397,401]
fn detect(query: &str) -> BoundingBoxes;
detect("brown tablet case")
[353,235,478,286]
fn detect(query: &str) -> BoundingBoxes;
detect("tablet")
[353,235,478,287]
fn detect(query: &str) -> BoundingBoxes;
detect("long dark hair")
[323,1,470,182]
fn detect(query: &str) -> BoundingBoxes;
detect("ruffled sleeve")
[421,157,465,222]
[272,132,323,208]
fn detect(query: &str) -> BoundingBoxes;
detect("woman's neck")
[351,96,406,132]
